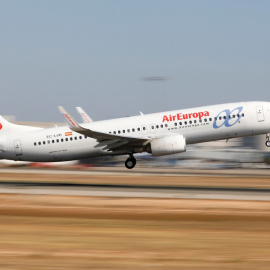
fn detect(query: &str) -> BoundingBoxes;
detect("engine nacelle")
[148,134,186,156]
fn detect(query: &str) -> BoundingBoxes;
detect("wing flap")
[102,141,129,151]
[94,139,119,148]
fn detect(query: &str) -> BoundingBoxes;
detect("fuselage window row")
[108,113,245,135]
[34,135,85,146]
[34,113,245,146]
[111,124,168,135]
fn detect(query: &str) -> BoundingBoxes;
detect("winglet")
[76,107,93,123]
[58,106,80,128]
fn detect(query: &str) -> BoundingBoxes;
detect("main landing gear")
[266,133,270,147]
[125,155,136,169]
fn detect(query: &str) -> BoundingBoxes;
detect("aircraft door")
[14,140,22,156]
[256,106,265,122]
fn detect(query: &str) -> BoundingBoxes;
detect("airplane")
[0,101,270,169]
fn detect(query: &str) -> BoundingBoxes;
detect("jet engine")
[147,134,186,156]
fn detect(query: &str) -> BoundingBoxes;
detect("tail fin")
[0,116,13,154]
[0,116,12,135]
[0,115,41,135]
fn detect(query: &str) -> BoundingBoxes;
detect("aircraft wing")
[58,106,150,151]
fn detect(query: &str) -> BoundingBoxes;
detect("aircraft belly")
[185,126,235,144]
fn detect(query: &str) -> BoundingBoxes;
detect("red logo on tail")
[0,123,2,130]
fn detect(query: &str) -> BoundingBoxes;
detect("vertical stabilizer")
[0,115,41,134]
[0,116,11,154]
[0,116,11,135]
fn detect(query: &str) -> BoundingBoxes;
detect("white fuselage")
[0,101,270,162]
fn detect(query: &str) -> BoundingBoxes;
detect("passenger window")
[123,130,125,133]
[34,142,36,146]
[138,128,140,131]
[165,124,168,127]
[223,116,226,119]
[233,115,235,118]
[113,131,116,134]
[74,137,77,140]
[189,120,192,124]
[184,121,187,125]
[85,135,87,139]
[132,128,135,132]
[70,137,73,141]
[237,114,240,117]
[151,126,154,129]
[204,119,207,122]
[209,118,212,121]
[61,139,64,142]
[194,120,197,124]
[43,141,46,145]
[219,116,222,120]
[118,131,121,134]
[143,127,146,130]
[179,122,182,125]
[156,125,159,128]
[127,129,130,132]
[242,113,244,117]
[66,138,68,141]
[174,123,177,126]
[199,119,202,123]
[52,140,55,143]
[160,124,163,128]
[79,136,82,139]
[56,139,59,143]
[47,141,50,144]
[38,142,41,145]
[214,117,217,121]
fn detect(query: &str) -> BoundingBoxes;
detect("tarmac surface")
[2,166,270,178]
[1,166,270,201]
[1,181,270,201]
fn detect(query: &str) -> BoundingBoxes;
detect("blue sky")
[1,0,270,121]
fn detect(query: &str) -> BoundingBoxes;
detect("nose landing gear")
[125,155,136,169]
[266,133,270,147]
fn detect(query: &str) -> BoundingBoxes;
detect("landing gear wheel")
[125,156,136,169]
[266,141,270,147]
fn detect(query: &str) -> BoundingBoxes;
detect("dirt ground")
[1,170,270,269]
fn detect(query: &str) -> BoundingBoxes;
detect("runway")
[1,181,270,201]
[1,167,270,201]
[2,166,270,178]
